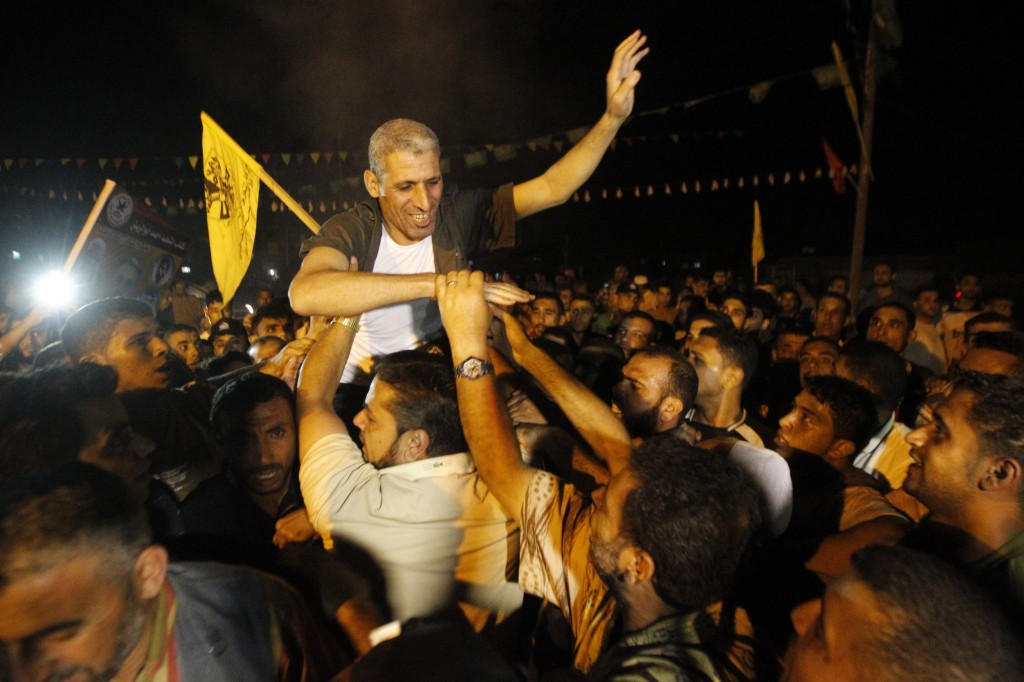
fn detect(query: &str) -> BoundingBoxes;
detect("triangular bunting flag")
[566,127,587,144]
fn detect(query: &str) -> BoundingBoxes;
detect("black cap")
[209,317,247,339]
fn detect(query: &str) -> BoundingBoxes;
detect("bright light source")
[180,265,191,274]
[245,304,254,314]
[32,270,76,308]
[268,268,278,278]
[11,251,20,260]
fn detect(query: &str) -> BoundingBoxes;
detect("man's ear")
[826,438,856,462]
[397,428,431,463]
[621,546,656,585]
[980,457,1022,494]
[657,396,684,428]
[907,327,918,343]
[722,366,744,391]
[133,545,168,601]
[364,170,381,198]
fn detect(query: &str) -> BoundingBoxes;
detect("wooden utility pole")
[847,7,880,305]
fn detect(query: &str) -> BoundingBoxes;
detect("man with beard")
[611,346,792,538]
[181,373,311,556]
[295,315,523,629]
[435,269,763,678]
[0,462,342,680]
[901,371,1024,635]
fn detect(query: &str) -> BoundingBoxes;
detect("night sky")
[3,1,1022,290]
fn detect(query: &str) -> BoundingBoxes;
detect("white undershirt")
[342,231,440,384]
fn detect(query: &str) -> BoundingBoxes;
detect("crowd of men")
[2,28,1024,682]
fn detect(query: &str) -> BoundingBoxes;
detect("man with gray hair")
[290,32,649,393]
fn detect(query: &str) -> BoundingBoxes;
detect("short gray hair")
[367,119,440,182]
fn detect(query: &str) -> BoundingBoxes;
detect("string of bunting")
[2,61,861,217]
[1,163,858,219]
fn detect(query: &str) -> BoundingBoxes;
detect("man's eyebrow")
[798,405,820,422]
[23,619,82,644]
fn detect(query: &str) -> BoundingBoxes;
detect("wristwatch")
[454,356,494,380]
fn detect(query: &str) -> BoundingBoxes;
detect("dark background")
[2,1,1021,302]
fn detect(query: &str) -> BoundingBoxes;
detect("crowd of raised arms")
[1,29,1022,682]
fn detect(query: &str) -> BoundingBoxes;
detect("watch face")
[457,357,493,379]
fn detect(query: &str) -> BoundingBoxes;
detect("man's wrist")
[449,341,490,365]
[454,356,495,380]
[598,110,625,131]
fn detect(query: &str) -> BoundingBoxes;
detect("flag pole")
[200,112,320,235]
[256,167,320,234]
[63,179,117,273]
[847,6,879,305]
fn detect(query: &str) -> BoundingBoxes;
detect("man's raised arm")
[437,270,534,527]
[513,30,649,219]
[499,310,632,475]
[294,312,360,455]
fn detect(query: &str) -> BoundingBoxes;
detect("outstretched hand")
[483,281,533,308]
[606,30,649,122]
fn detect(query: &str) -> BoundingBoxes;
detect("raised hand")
[606,30,649,121]
[435,270,492,352]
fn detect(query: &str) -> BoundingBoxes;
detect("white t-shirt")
[342,232,441,384]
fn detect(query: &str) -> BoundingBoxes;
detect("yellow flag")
[752,200,765,282]
[201,112,261,304]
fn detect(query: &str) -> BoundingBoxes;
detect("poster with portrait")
[69,181,188,307]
